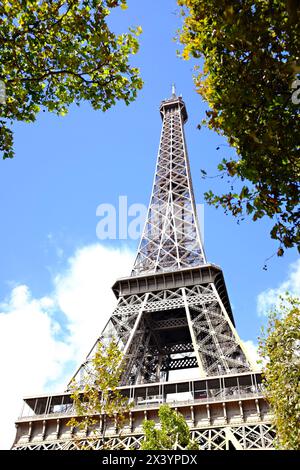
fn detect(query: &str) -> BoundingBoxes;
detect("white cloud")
[0,286,71,450]
[257,258,300,316]
[0,243,134,450]
[54,244,134,365]
[242,340,260,369]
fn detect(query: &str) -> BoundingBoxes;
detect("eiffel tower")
[12,89,274,450]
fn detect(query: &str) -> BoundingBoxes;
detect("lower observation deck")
[13,371,274,450]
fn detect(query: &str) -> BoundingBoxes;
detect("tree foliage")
[178,0,300,255]
[141,404,199,450]
[68,339,131,446]
[258,295,300,450]
[0,0,142,159]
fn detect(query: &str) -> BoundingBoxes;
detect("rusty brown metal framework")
[12,91,274,450]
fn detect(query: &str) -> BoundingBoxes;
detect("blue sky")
[0,0,299,449]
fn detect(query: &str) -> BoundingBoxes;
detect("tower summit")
[132,88,205,276]
[12,93,274,450]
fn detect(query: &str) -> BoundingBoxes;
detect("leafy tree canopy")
[68,339,131,445]
[178,0,300,255]
[141,404,199,450]
[259,295,300,449]
[0,0,142,159]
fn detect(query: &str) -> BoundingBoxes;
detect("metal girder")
[162,356,198,371]
[70,281,253,386]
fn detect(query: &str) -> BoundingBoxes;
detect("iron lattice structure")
[132,93,205,276]
[12,91,274,450]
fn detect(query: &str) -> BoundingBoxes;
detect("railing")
[133,390,263,409]
[17,388,264,421]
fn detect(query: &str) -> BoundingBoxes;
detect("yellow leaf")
[182,49,190,60]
